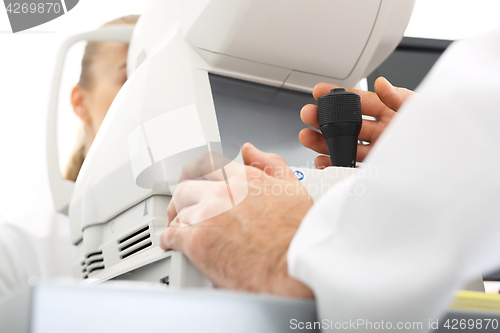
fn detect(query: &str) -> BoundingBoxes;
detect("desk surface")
[0,281,318,333]
[2,281,500,333]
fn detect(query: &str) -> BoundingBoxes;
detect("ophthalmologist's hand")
[300,76,414,169]
[160,143,314,298]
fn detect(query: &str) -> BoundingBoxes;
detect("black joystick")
[317,88,362,168]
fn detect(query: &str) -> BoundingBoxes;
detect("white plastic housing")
[129,0,415,90]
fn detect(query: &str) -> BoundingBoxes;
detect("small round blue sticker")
[294,170,305,181]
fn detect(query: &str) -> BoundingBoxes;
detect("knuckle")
[175,180,197,199]
[161,228,176,249]
[213,183,228,198]
[179,163,192,181]
[174,181,188,196]
[176,208,191,226]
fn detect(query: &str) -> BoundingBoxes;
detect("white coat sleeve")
[0,209,76,300]
[288,29,500,331]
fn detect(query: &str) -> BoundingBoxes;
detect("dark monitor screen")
[367,37,453,91]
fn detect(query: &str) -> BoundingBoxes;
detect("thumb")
[374,77,414,112]
[242,143,296,180]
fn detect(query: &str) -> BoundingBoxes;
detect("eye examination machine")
[3,0,436,331]
[46,0,415,287]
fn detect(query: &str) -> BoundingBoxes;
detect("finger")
[160,217,189,252]
[314,155,332,169]
[167,181,196,224]
[300,104,319,129]
[356,144,371,162]
[302,101,382,140]
[299,128,329,155]
[313,82,391,119]
[300,124,377,158]
[300,115,382,159]
[167,199,178,224]
[358,119,375,143]
[176,204,202,227]
[173,197,232,229]
[167,180,228,223]
[162,203,207,252]
[242,143,296,180]
[178,152,213,182]
[374,77,414,112]
[167,213,181,228]
[300,121,380,153]
[178,151,233,183]
[312,82,342,100]
[358,118,390,143]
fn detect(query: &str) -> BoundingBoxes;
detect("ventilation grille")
[118,225,152,260]
[81,251,105,279]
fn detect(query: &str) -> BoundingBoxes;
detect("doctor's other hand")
[160,143,314,298]
[299,76,414,169]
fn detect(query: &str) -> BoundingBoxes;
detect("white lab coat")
[288,29,500,331]
[0,209,75,300]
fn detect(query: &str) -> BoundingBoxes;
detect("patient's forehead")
[90,42,129,79]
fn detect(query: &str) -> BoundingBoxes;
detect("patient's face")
[85,41,129,136]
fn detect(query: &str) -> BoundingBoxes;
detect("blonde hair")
[64,15,139,182]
